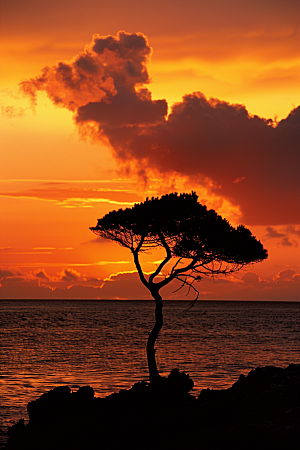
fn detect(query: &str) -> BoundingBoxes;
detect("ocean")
[0,300,299,446]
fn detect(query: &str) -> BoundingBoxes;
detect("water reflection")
[0,300,299,442]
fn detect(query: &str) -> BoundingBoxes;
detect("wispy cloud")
[0,251,53,255]
[265,226,285,239]
[1,261,130,268]
[0,180,142,208]
[32,247,73,250]
[264,225,299,247]
[1,105,27,117]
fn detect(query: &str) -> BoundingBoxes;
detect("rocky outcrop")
[6,364,300,449]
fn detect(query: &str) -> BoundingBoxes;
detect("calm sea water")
[0,300,299,446]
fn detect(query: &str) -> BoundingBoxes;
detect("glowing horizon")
[1,1,299,300]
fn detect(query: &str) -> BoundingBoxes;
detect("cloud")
[0,276,104,299]
[21,31,167,125]
[33,270,50,280]
[241,272,260,284]
[99,269,299,301]
[21,32,300,226]
[105,94,299,225]
[55,268,103,283]
[101,272,151,299]
[273,269,296,281]
[1,105,26,117]
[285,225,300,236]
[82,236,111,245]
[265,226,285,239]
[281,237,297,247]
[0,267,105,299]
[1,266,300,300]
[0,268,17,278]
[59,268,81,282]
[264,225,299,247]
[0,181,143,208]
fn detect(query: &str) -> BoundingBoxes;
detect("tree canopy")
[90,192,268,383]
[90,192,267,296]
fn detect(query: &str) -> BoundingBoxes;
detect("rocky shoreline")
[6,364,300,449]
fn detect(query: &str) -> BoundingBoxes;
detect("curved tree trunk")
[147,290,163,384]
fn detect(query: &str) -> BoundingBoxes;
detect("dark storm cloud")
[21,32,300,225]
[76,89,167,127]
[108,94,300,225]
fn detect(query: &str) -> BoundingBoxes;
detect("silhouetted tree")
[90,192,268,384]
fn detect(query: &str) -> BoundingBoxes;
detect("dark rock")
[5,365,300,450]
[167,368,194,393]
[27,385,71,421]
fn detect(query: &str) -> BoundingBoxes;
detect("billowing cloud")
[21,32,300,225]
[241,272,260,284]
[59,268,81,282]
[21,31,167,125]
[100,94,299,225]
[1,266,300,300]
[0,276,104,299]
[33,270,50,280]
[273,269,296,281]
[0,267,104,299]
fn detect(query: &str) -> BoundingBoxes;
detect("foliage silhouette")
[90,192,268,384]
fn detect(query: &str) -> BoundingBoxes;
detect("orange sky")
[1,0,299,300]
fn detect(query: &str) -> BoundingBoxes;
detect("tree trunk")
[147,290,163,384]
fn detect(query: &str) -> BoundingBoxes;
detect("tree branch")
[155,257,198,290]
[170,257,184,275]
[172,275,200,298]
[132,236,149,289]
[149,232,172,284]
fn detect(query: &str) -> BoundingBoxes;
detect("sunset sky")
[1,0,299,300]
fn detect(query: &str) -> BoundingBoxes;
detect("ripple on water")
[0,299,299,445]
